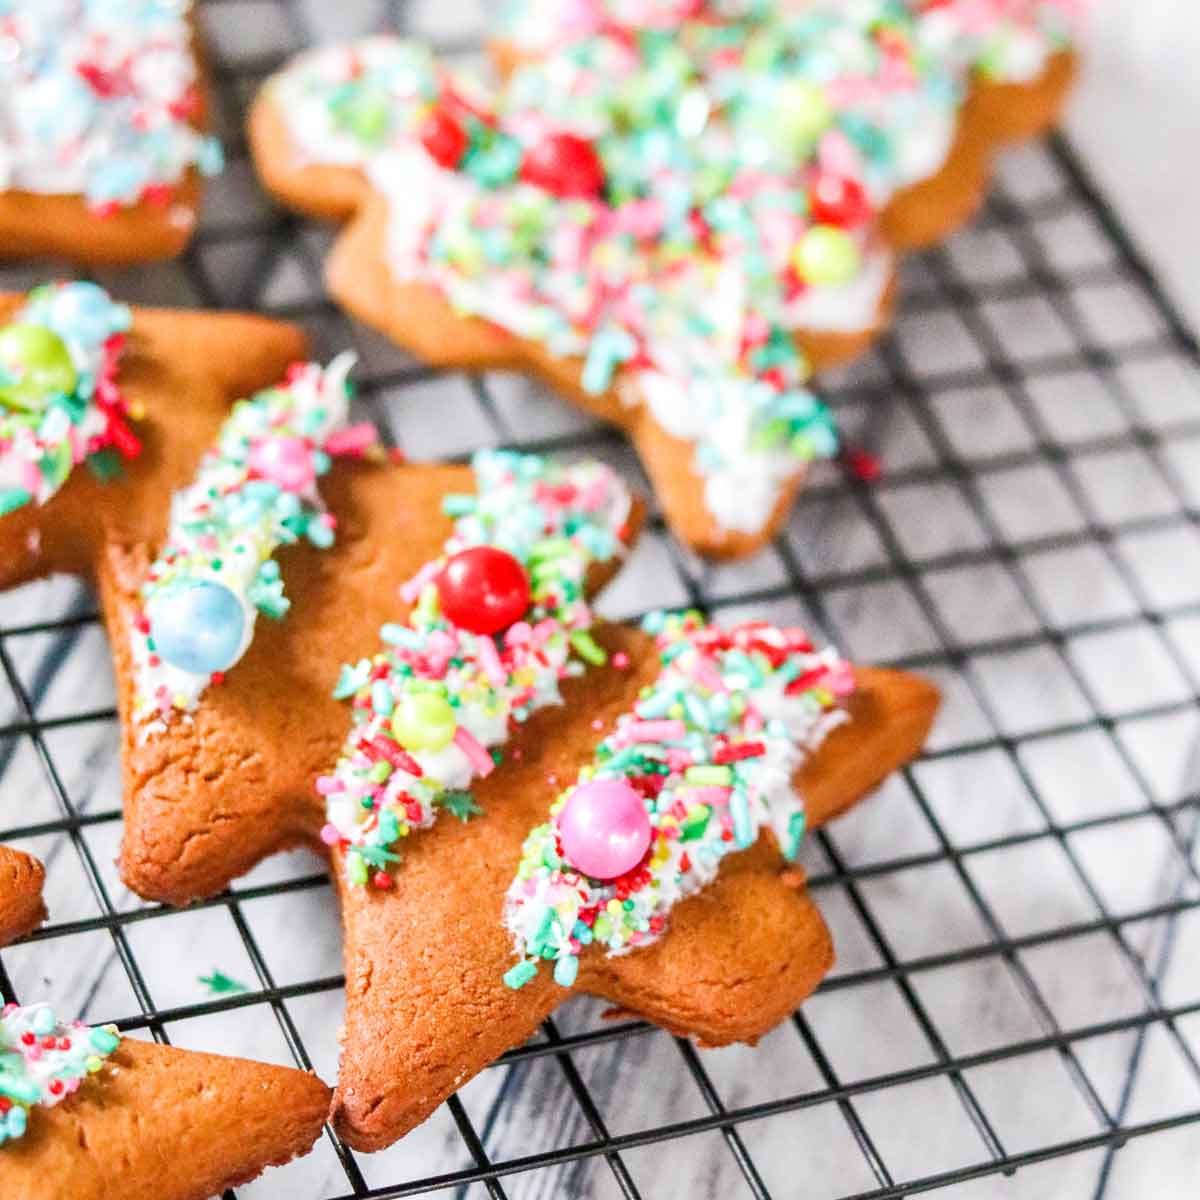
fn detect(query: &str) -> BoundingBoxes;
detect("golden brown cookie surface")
[331,621,939,1151]
[0,292,645,902]
[3,1038,330,1200]
[0,845,45,947]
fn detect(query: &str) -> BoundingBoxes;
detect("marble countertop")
[1,2,1199,1198]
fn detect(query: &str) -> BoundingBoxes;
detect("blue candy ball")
[148,581,246,676]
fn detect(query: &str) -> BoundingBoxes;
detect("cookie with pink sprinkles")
[249,0,1081,558]
[0,284,645,905]
[328,608,937,1150]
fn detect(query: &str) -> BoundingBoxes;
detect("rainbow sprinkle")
[266,0,1080,533]
[320,449,632,888]
[0,1002,120,1146]
[0,282,136,516]
[0,0,223,213]
[131,353,381,730]
[503,611,855,989]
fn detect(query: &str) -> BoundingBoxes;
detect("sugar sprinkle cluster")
[0,1002,120,1146]
[132,353,381,731]
[320,449,632,889]
[269,0,1079,533]
[0,281,137,517]
[0,0,223,212]
[503,611,854,990]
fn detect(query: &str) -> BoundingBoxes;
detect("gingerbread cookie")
[249,1,1079,558]
[0,1,222,264]
[328,614,938,1150]
[0,847,45,947]
[0,1000,330,1198]
[0,289,645,903]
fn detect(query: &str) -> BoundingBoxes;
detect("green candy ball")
[391,691,457,752]
[0,323,77,412]
[773,79,833,151]
[792,225,862,287]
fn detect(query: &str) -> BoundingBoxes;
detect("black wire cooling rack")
[2,2,1200,1197]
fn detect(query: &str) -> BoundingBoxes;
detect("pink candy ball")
[558,778,651,881]
[249,435,315,491]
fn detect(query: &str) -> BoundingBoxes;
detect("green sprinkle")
[0,487,31,516]
[199,970,250,996]
[438,790,483,822]
[569,629,608,665]
[685,765,733,786]
[504,960,539,990]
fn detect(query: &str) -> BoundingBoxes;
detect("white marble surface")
[2,2,1200,1198]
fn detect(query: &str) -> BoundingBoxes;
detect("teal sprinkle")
[307,520,335,549]
[683,693,710,731]
[88,1026,120,1056]
[380,623,422,648]
[30,1008,56,1036]
[553,954,579,988]
[371,681,394,716]
[441,493,476,517]
[784,810,807,862]
[635,690,675,719]
[333,660,371,700]
[504,960,538,990]
[730,789,754,850]
[640,611,668,635]
[581,325,636,395]
[0,487,31,516]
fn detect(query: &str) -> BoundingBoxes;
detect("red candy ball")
[437,546,532,635]
[520,132,606,198]
[420,108,469,169]
[809,173,872,228]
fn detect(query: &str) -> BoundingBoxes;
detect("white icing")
[0,0,220,205]
[132,354,355,734]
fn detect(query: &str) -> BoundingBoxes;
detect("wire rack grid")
[2,1,1200,1197]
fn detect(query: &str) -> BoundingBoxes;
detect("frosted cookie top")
[497,0,1081,84]
[131,354,381,731]
[0,281,137,516]
[502,611,854,989]
[0,1002,120,1146]
[268,36,843,535]
[0,0,223,210]
[320,449,633,889]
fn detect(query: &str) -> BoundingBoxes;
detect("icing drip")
[320,449,632,889]
[0,1002,120,1146]
[131,353,380,731]
[0,282,136,516]
[502,611,854,989]
[0,0,223,211]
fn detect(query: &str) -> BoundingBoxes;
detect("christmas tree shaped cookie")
[327,613,938,1150]
[249,1,1079,557]
[301,444,937,1150]
[0,284,643,903]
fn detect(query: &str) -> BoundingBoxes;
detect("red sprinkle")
[844,447,882,483]
[420,108,469,169]
[712,741,766,764]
